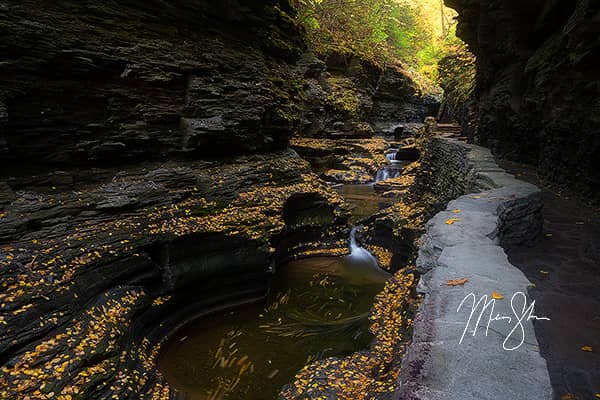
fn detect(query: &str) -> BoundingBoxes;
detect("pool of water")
[334,184,394,222]
[158,255,390,400]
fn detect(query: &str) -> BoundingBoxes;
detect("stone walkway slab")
[399,138,553,400]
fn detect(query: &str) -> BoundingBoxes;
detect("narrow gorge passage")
[157,143,416,400]
[2,1,598,399]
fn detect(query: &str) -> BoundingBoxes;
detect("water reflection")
[158,256,389,400]
[333,184,394,222]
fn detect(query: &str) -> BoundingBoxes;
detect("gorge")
[1,1,599,400]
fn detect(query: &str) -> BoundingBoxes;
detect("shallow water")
[333,184,394,222]
[158,255,389,400]
[375,159,409,182]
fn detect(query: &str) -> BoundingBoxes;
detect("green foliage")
[293,0,394,66]
[436,27,476,108]
[292,0,476,102]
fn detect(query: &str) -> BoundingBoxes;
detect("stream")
[158,146,406,400]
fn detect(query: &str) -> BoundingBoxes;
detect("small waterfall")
[385,151,396,161]
[375,169,388,181]
[375,166,402,182]
[348,227,378,266]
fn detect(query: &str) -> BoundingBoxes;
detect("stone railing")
[398,137,553,400]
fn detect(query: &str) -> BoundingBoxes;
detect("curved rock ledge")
[399,137,553,400]
[0,150,350,400]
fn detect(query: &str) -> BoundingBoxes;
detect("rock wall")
[400,137,551,399]
[298,52,378,138]
[0,149,350,399]
[370,64,440,134]
[297,53,437,139]
[0,2,355,399]
[0,0,305,178]
[446,0,600,201]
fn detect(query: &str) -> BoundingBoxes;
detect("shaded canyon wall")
[446,0,600,200]
[0,2,351,399]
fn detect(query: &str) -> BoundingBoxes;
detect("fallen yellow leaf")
[446,278,469,286]
[594,394,600,399]
[491,291,504,300]
[452,209,461,213]
[471,195,481,199]
[445,218,460,225]
[581,346,593,352]
[560,394,578,400]
[540,270,550,274]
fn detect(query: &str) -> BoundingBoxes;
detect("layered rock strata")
[0,1,353,398]
[0,150,349,399]
[446,0,600,201]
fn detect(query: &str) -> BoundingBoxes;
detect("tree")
[293,0,469,88]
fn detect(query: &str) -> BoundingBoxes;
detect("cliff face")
[0,0,304,178]
[297,52,437,139]
[0,2,353,399]
[370,64,440,134]
[446,0,600,200]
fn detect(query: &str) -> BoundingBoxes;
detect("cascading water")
[375,167,402,182]
[347,226,379,267]
[376,148,407,181]
[158,227,389,400]
[159,141,400,400]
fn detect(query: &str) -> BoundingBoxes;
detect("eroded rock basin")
[158,255,390,399]
[156,139,420,399]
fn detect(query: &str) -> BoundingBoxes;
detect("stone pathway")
[399,138,553,400]
[500,160,600,400]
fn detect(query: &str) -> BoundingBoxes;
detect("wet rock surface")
[279,134,459,400]
[0,4,368,397]
[0,150,349,399]
[290,137,390,184]
[500,160,600,400]
[374,175,416,194]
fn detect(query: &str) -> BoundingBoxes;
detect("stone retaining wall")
[398,137,553,399]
